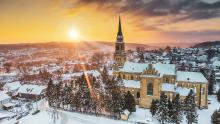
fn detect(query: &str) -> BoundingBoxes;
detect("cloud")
[67,0,220,29]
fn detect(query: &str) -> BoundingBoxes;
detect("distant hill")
[0,41,157,52]
[193,41,220,48]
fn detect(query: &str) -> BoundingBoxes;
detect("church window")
[116,45,119,50]
[165,78,169,83]
[131,75,134,80]
[123,74,125,79]
[147,82,153,95]
[202,87,206,95]
[137,92,140,98]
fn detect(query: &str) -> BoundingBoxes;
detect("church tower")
[114,16,126,67]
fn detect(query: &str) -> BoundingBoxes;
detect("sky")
[0,0,220,45]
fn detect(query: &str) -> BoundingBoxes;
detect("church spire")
[118,16,123,36]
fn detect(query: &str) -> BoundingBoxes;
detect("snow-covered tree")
[150,99,159,117]
[46,79,55,106]
[184,90,198,124]
[170,94,183,124]
[208,70,215,95]
[156,92,169,124]
[217,89,220,102]
[211,108,220,124]
[124,91,136,112]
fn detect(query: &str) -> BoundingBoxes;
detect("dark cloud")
[71,0,220,28]
[74,0,220,20]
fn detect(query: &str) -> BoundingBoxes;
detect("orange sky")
[0,0,220,45]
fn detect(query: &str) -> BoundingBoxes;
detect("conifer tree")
[138,53,145,63]
[124,91,136,112]
[217,89,220,102]
[46,79,55,106]
[184,90,198,124]
[157,92,169,124]
[171,94,183,124]
[150,99,158,117]
[211,109,220,124]
[208,70,215,95]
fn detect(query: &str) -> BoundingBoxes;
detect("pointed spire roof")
[117,15,123,36]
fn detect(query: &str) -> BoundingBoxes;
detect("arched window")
[166,78,169,83]
[131,75,134,80]
[123,74,125,79]
[147,82,153,95]
[137,92,140,98]
[202,87,205,95]
[116,45,119,50]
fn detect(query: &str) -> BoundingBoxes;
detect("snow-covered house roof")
[17,84,46,95]
[120,61,148,73]
[122,109,130,115]
[213,61,220,67]
[0,91,10,102]
[176,71,208,83]
[4,81,21,92]
[122,80,140,89]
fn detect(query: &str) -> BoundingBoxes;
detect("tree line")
[150,90,198,124]
[45,67,136,119]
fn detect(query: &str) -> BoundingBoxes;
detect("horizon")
[0,0,220,45]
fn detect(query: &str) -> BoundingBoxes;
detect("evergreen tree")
[105,77,124,118]
[208,70,215,95]
[150,99,158,117]
[168,99,173,123]
[217,89,220,102]
[170,94,183,124]
[46,79,55,106]
[138,52,145,63]
[101,66,109,84]
[184,90,198,124]
[211,109,220,124]
[156,92,169,124]
[124,91,136,112]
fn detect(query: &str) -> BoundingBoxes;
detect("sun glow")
[68,29,80,41]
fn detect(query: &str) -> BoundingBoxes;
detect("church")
[113,17,208,109]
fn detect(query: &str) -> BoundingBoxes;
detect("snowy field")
[1,95,219,124]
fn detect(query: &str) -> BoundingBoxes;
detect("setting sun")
[68,29,80,41]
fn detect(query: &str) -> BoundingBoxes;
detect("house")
[3,81,21,95]
[0,91,11,109]
[17,84,47,100]
[120,109,130,121]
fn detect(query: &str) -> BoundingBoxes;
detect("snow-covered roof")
[120,61,148,73]
[213,61,220,66]
[62,70,101,80]
[17,84,46,95]
[161,83,175,92]
[176,71,208,83]
[120,61,176,77]
[153,63,176,76]
[4,81,21,91]
[176,87,195,96]
[122,109,130,115]
[0,72,17,77]
[0,91,10,102]
[122,79,140,89]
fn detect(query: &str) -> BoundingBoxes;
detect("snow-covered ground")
[1,95,219,124]
[196,95,220,124]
